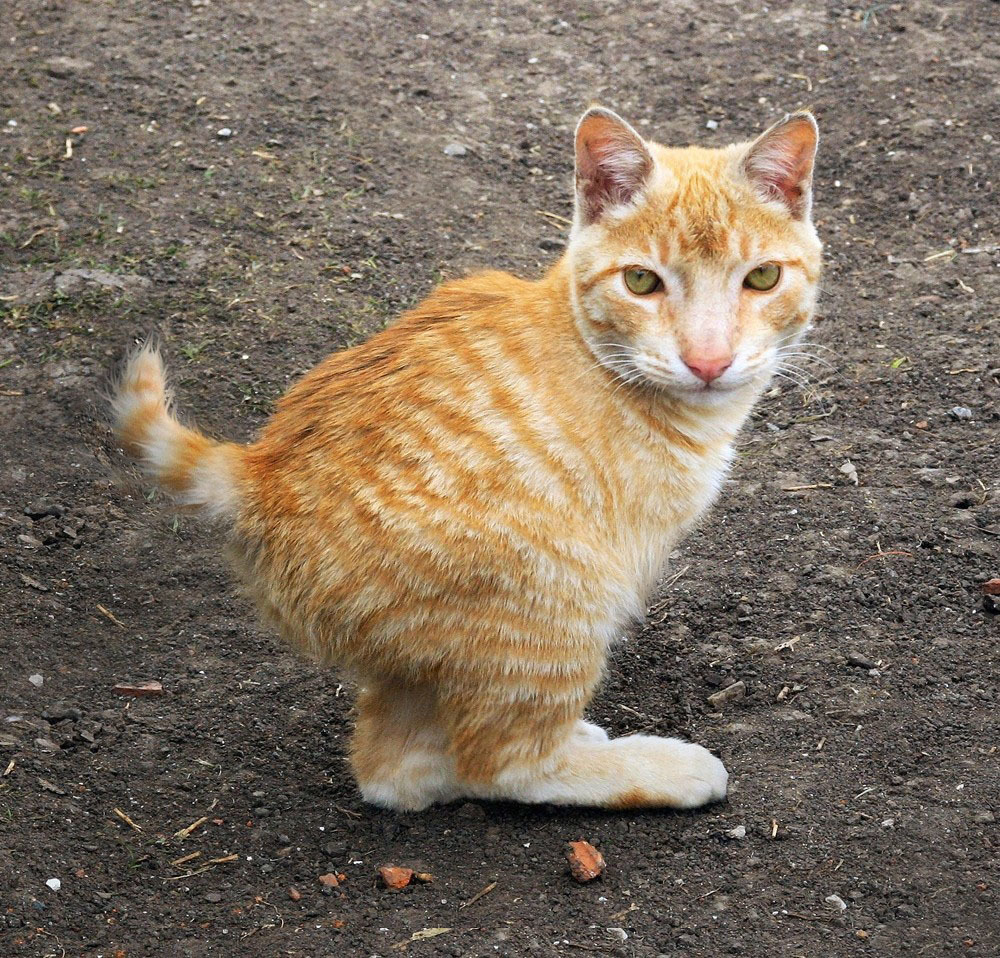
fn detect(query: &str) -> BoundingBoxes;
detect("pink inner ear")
[576,112,652,223]
[744,116,817,218]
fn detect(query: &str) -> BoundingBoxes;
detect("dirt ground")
[2,1,998,955]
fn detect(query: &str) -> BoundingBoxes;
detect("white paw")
[659,738,729,808]
[618,735,729,809]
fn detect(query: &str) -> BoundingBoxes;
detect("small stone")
[707,681,747,708]
[413,872,434,883]
[25,499,66,518]
[216,127,233,138]
[45,56,93,78]
[42,703,82,722]
[705,119,719,130]
[538,237,566,252]
[318,872,340,888]
[18,534,43,549]
[838,460,859,485]
[949,406,972,420]
[981,579,1000,596]
[566,840,605,882]
[973,811,995,824]
[112,681,164,697]
[287,886,302,901]
[443,142,468,157]
[53,268,150,298]
[28,674,44,688]
[846,652,875,670]
[378,865,414,890]
[45,878,61,892]
[606,928,628,942]
[724,825,747,840]
[35,738,60,751]
[204,891,222,903]
[825,893,848,911]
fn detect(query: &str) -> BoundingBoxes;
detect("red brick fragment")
[982,579,1000,596]
[287,886,302,902]
[377,865,413,890]
[566,840,605,882]
[112,680,164,697]
[318,873,340,888]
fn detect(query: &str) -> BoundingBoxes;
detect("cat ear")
[574,107,654,225]
[742,112,818,219]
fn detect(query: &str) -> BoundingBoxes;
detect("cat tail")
[110,342,245,521]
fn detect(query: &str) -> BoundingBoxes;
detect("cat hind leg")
[350,680,462,812]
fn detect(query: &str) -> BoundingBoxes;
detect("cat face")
[568,108,822,406]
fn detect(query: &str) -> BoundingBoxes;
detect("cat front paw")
[660,738,729,808]
[614,735,728,809]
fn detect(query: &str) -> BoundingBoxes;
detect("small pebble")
[566,840,605,882]
[949,406,972,420]
[378,865,414,890]
[287,886,302,901]
[825,893,847,911]
[707,680,746,708]
[216,127,233,138]
[846,652,875,670]
[724,825,747,840]
[46,878,61,892]
[204,891,222,903]
[443,142,468,157]
[705,119,719,130]
[28,674,44,688]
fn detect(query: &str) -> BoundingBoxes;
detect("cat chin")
[666,383,756,409]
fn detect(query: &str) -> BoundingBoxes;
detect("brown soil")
[2,2,998,956]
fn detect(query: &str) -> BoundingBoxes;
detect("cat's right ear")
[574,108,653,226]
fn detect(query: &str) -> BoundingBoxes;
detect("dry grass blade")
[460,880,497,909]
[113,807,142,831]
[174,815,209,839]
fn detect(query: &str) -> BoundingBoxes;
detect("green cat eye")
[623,267,662,295]
[744,263,781,291]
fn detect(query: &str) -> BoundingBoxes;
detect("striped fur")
[112,108,821,811]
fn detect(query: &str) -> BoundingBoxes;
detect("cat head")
[568,107,822,407]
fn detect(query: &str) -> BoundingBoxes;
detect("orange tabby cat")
[112,107,821,811]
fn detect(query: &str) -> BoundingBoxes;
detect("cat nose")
[682,353,733,383]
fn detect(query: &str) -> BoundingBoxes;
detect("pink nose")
[683,354,732,383]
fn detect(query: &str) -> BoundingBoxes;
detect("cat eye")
[744,263,781,291]
[623,267,662,295]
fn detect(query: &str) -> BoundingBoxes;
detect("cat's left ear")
[574,107,654,226]
[742,112,818,220]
